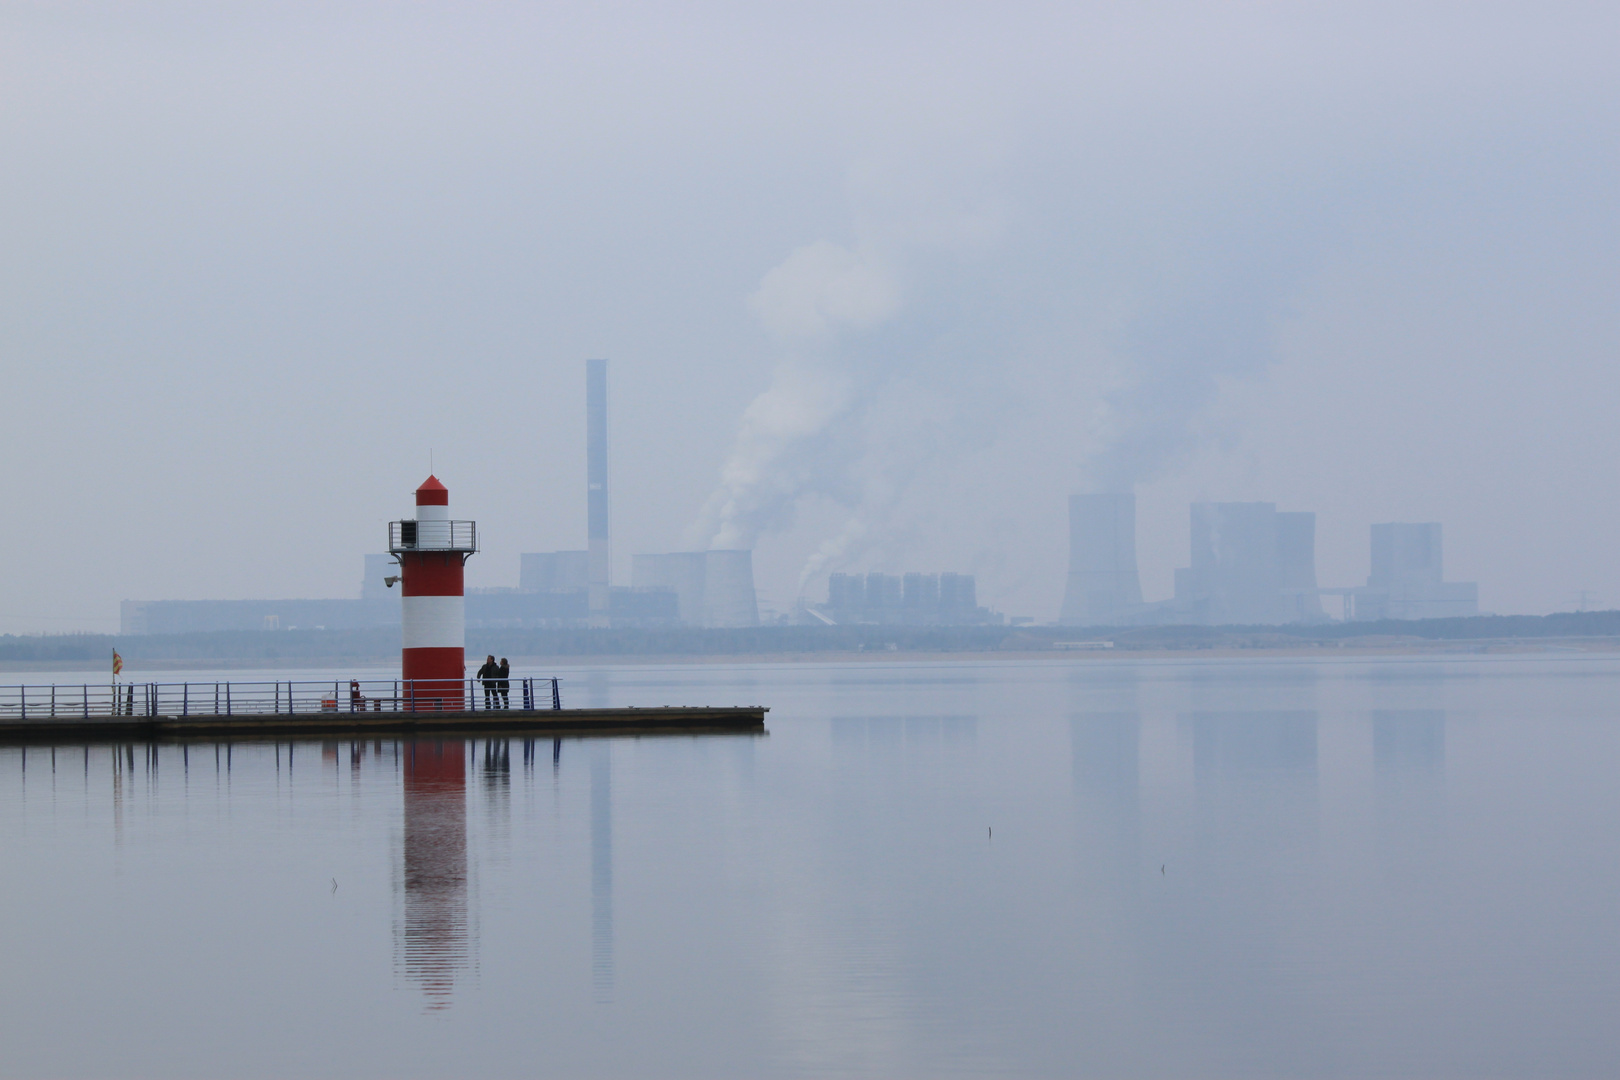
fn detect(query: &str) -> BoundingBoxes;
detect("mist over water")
[4,655,1619,1078]
[3,5,1619,627]
[6,6,1620,1074]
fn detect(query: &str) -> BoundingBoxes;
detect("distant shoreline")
[5,634,1619,674]
[8,612,1620,670]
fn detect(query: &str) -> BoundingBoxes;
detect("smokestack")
[587,358,610,628]
[1059,493,1143,626]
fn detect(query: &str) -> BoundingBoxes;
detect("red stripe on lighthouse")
[403,647,465,685]
[401,555,462,597]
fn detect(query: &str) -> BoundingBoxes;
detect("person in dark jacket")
[477,655,500,709]
[497,658,511,709]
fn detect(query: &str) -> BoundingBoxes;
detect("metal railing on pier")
[0,677,562,720]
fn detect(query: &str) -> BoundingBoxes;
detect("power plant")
[521,358,758,628]
[122,358,756,634]
[1345,523,1478,620]
[1061,497,1326,626]
[1059,494,1144,625]
[630,551,759,628]
[812,571,995,626]
[519,551,589,592]
[516,357,751,626]
[1056,491,1480,627]
[1171,502,1325,625]
[112,361,1488,637]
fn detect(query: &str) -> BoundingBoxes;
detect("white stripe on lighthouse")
[401,595,464,649]
[412,520,456,548]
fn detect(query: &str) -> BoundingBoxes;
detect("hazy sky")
[3,2,1616,632]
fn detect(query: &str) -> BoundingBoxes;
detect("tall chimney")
[586,358,610,628]
[1059,493,1143,626]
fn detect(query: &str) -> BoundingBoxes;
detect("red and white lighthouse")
[389,475,477,707]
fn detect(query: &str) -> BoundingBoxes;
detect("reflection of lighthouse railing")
[389,520,478,552]
[0,677,563,718]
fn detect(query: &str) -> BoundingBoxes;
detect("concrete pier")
[0,705,768,743]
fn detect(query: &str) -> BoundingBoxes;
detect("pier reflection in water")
[590,740,614,1002]
[584,668,615,1002]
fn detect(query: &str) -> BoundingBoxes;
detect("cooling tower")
[1059,493,1144,626]
[1275,511,1324,621]
[586,358,610,627]
[1187,502,1280,625]
[702,550,759,628]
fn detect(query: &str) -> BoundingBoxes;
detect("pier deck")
[0,677,766,741]
[0,705,768,742]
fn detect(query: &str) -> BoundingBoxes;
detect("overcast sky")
[2,1,1616,632]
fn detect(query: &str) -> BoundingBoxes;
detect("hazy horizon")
[4,2,1617,633]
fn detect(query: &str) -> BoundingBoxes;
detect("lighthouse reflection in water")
[397,740,471,1007]
[387,734,612,1007]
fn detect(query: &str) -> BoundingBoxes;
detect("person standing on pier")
[477,655,500,709]
[497,658,511,709]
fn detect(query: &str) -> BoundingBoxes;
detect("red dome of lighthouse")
[416,475,449,506]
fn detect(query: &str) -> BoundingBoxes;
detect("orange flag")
[112,650,123,676]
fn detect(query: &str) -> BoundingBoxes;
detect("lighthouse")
[389,475,477,707]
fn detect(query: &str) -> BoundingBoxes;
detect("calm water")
[2,655,1619,1078]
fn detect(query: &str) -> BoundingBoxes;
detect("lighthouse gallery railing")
[0,677,561,719]
[388,520,478,552]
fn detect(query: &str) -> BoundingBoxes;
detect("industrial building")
[507,548,680,627]
[1057,495,1327,627]
[1346,523,1478,620]
[1054,493,1480,627]
[120,554,679,633]
[813,571,995,626]
[534,358,760,629]
[519,551,590,592]
[122,358,717,634]
[630,551,759,628]
[120,596,399,635]
[463,585,677,628]
[1171,502,1326,625]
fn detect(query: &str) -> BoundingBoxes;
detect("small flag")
[112,650,123,676]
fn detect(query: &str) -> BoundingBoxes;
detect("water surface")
[2,655,1618,1078]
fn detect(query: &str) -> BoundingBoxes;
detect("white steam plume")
[750,239,901,340]
[689,239,901,552]
[692,362,857,550]
[1083,214,1328,492]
